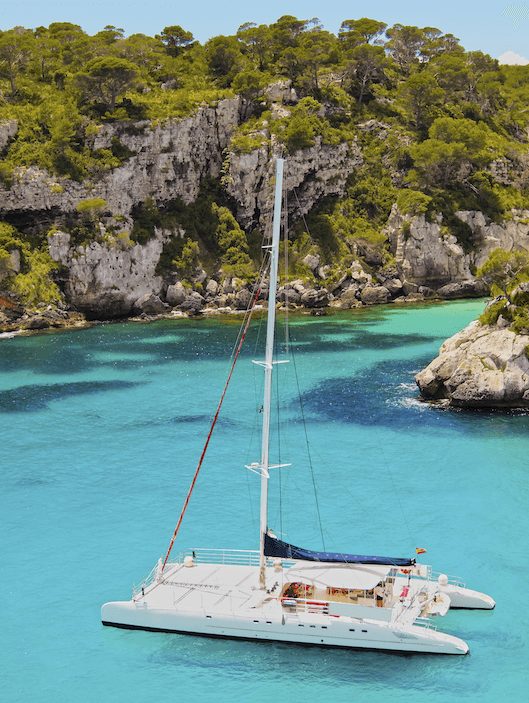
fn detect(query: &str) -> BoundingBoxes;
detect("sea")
[2,299,527,703]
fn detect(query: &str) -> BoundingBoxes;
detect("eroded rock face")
[385,206,473,288]
[0,99,242,217]
[385,206,529,291]
[226,138,363,231]
[47,229,168,319]
[0,120,18,150]
[415,320,529,408]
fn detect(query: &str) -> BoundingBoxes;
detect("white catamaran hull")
[102,560,469,655]
[101,598,468,655]
[394,566,495,610]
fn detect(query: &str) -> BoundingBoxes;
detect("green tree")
[0,223,61,307]
[75,56,138,109]
[409,139,469,188]
[212,203,253,276]
[173,238,199,277]
[409,116,494,188]
[465,51,499,101]
[95,25,125,45]
[0,29,33,96]
[205,35,245,86]
[338,18,387,49]
[386,24,425,77]
[420,28,463,62]
[237,23,271,71]
[346,43,388,104]
[269,15,312,60]
[430,52,471,102]
[280,97,324,151]
[399,72,445,129]
[277,46,304,83]
[76,198,108,219]
[231,68,270,99]
[48,22,85,42]
[476,248,529,301]
[429,116,489,155]
[119,33,166,75]
[298,29,338,92]
[159,26,194,57]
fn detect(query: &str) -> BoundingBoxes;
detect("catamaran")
[102,158,494,654]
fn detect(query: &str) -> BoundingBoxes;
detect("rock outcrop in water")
[415,320,529,408]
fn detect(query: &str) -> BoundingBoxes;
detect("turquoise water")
[2,300,527,702]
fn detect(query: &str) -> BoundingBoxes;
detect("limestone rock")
[132,293,169,315]
[264,80,298,104]
[47,229,168,319]
[166,282,186,306]
[415,321,529,407]
[1,99,242,218]
[436,280,487,298]
[385,205,529,291]
[205,279,220,298]
[303,254,320,271]
[300,288,329,308]
[180,292,205,314]
[278,286,301,305]
[0,120,18,150]
[0,296,25,320]
[384,205,472,287]
[361,285,391,305]
[226,136,363,230]
[235,288,252,309]
[381,278,403,296]
[22,315,50,330]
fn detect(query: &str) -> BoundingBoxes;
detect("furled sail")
[264,533,416,567]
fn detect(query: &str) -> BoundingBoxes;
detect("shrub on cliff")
[212,203,255,278]
[476,248,529,301]
[0,222,61,307]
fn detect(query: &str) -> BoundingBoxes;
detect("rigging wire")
[161,281,263,571]
[281,181,326,550]
[293,188,313,246]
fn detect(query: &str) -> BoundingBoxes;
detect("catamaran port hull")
[101,600,469,655]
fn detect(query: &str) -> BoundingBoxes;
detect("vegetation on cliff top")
[1,17,529,304]
[477,249,529,333]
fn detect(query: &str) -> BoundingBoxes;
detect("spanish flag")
[415,547,427,555]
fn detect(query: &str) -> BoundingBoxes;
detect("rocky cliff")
[384,206,529,297]
[1,98,243,220]
[3,94,529,324]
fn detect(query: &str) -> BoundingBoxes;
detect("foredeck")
[138,561,279,613]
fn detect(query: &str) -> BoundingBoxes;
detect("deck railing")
[430,570,466,588]
[170,548,296,568]
[132,548,295,596]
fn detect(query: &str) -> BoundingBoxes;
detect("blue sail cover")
[264,534,415,567]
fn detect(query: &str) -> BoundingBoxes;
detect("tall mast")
[258,158,284,589]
